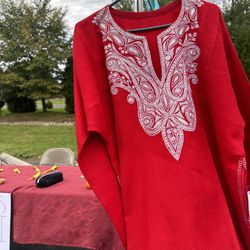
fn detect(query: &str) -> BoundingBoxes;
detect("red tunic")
[73,0,250,249]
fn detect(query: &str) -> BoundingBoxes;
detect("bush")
[46,100,53,109]
[0,100,4,115]
[0,101,4,109]
[7,97,37,113]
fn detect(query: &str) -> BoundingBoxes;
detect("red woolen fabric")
[73,0,250,249]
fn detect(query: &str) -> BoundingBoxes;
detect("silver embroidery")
[237,158,250,225]
[93,0,203,160]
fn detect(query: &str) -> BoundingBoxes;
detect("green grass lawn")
[0,108,74,123]
[0,103,76,165]
[36,98,65,105]
[0,125,77,164]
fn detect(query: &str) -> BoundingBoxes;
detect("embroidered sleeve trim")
[237,158,250,226]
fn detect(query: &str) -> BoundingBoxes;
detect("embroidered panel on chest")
[93,0,203,160]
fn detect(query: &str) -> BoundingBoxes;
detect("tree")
[0,0,71,112]
[114,0,170,11]
[116,0,134,10]
[0,67,5,114]
[62,56,74,114]
[158,0,171,6]
[223,0,250,78]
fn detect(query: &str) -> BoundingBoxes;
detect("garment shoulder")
[73,7,106,63]
[199,0,221,35]
[197,1,222,66]
[74,8,104,41]
[201,0,220,12]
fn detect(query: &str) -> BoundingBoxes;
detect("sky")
[50,0,221,35]
[50,0,110,34]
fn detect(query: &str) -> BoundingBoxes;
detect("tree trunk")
[232,0,235,8]
[42,97,47,112]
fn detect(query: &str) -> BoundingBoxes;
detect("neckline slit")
[105,0,185,83]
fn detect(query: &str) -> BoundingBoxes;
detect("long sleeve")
[219,14,250,186]
[219,13,250,248]
[73,22,127,248]
[198,9,250,249]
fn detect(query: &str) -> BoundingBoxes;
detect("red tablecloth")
[0,166,124,250]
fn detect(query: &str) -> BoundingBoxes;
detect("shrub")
[7,97,36,113]
[0,100,4,115]
[0,101,4,109]
[46,100,53,109]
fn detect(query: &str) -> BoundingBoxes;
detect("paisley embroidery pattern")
[93,0,203,160]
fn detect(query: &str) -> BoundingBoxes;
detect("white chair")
[39,148,75,166]
[0,152,32,166]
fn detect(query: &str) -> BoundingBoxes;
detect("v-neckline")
[92,0,203,160]
[105,0,185,84]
